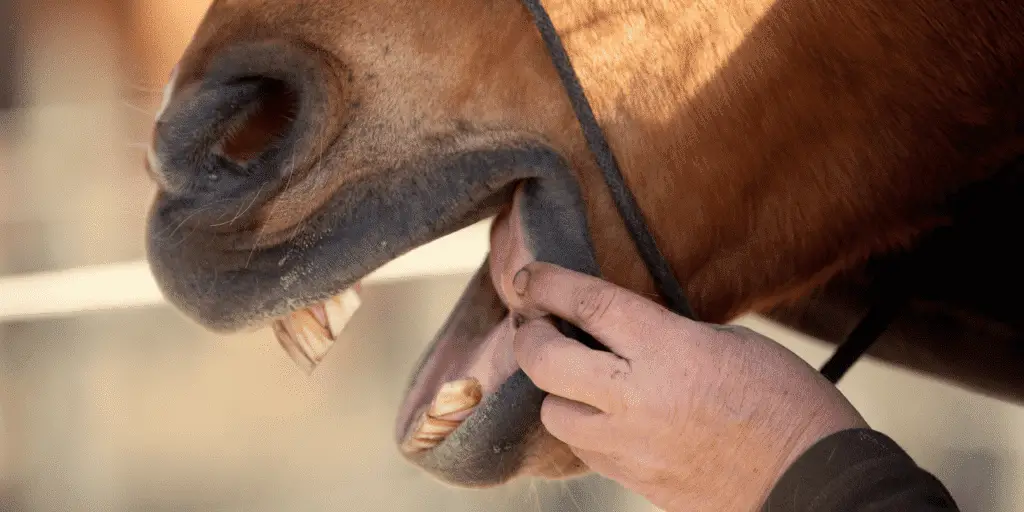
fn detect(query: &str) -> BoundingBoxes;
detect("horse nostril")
[152,75,301,197]
[218,77,299,165]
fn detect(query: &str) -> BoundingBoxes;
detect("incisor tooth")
[324,288,362,338]
[416,417,461,436]
[273,319,315,375]
[274,310,332,375]
[401,378,483,454]
[428,378,483,418]
[290,309,333,362]
[272,287,362,375]
[402,414,455,454]
[402,437,441,452]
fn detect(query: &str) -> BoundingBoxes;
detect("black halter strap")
[519,0,696,321]
[521,0,898,384]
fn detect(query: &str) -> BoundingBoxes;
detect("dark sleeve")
[762,428,960,511]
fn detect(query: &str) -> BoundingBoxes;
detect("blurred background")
[0,1,1022,511]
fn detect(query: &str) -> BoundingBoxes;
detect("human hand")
[508,262,868,511]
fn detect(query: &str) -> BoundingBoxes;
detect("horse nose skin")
[149,36,357,205]
[150,72,300,199]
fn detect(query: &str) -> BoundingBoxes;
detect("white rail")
[0,221,492,323]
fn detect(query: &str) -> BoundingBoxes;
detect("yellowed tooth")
[406,415,461,441]
[273,319,315,375]
[402,413,453,454]
[289,309,333,362]
[273,310,332,375]
[324,288,362,339]
[401,378,483,454]
[271,287,361,375]
[412,434,448,443]
[428,378,483,419]
[402,436,441,453]
[417,416,462,436]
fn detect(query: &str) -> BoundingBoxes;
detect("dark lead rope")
[819,299,905,383]
[520,0,893,384]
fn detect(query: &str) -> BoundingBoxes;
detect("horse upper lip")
[147,148,527,332]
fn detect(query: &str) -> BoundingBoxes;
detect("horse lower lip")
[395,264,510,443]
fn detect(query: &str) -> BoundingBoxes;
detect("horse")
[143,0,1024,489]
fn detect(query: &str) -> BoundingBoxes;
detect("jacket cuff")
[762,428,953,511]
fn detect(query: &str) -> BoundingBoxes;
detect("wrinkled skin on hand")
[508,262,867,511]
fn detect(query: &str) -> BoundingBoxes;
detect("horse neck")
[530,0,798,320]
[525,0,1011,321]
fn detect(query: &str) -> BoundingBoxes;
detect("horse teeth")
[271,287,362,374]
[401,378,483,454]
[403,414,463,453]
[288,309,334,368]
[324,288,362,338]
[273,319,315,375]
[416,417,461,436]
[428,378,483,418]
[402,436,441,452]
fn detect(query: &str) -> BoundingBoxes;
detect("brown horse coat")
[144,0,1024,487]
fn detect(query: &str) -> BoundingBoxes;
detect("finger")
[512,262,696,357]
[514,318,634,413]
[540,394,609,452]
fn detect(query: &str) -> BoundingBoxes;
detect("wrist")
[661,415,866,512]
[704,395,866,511]
[752,404,868,509]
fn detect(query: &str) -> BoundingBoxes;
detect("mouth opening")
[263,184,533,462]
[394,190,534,446]
[395,250,512,444]
[266,181,526,380]
[149,138,597,485]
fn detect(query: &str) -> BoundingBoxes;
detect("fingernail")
[512,313,525,329]
[513,267,530,295]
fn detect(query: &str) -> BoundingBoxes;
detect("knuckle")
[522,341,550,372]
[602,357,634,414]
[517,328,560,374]
[605,356,633,383]
[514,325,544,365]
[575,285,619,325]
